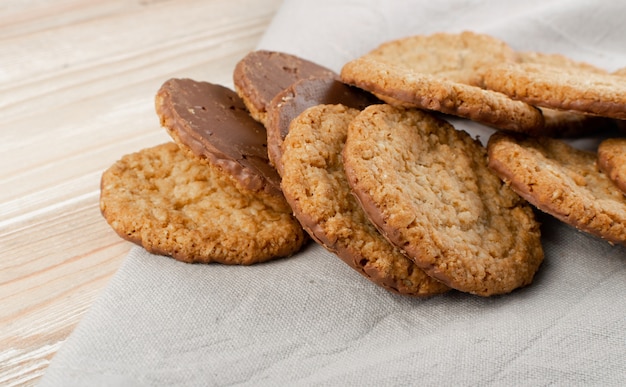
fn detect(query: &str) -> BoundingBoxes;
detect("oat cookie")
[514,53,619,136]
[155,78,282,198]
[280,104,449,296]
[233,50,336,125]
[340,33,544,134]
[516,51,607,74]
[487,132,626,245]
[361,31,518,86]
[266,77,379,175]
[342,104,543,296]
[597,137,626,194]
[483,63,626,120]
[100,143,306,264]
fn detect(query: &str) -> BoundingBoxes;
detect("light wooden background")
[0,0,282,385]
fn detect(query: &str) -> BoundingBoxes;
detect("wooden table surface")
[0,0,282,384]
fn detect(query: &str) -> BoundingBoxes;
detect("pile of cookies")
[100,31,626,298]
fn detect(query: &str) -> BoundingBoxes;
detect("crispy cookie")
[266,77,379,175]
[340,32,544,134]
[233,50,336,126]
[100,142,306,264]
[516,51,608,74]
[155,78,282,198]
[360,31,518,86]
[487,132,626,245]
[597,137,626,194]
[280,104,449,296]
[483,63,626,120]
[342,105,543,296]
[515,50,618,137]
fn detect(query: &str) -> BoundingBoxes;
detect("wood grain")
[0,0,282,385]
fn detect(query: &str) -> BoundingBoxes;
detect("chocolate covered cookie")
[487,132,626,245]
[343,104,543,296]
[155,78,282,198]
[100,143,306,264]
[280,104,449,296]
[266,77,379,175]
[233,50,336,126]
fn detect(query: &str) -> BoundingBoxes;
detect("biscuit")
[340,31,544,134]
[155,78,282,199]
[100,142,306,264]
[360,31,518,86]
[513,52,619,136]
[343,104,543,296]
[487,132,626,245]
[597,137,626,194]
[516,51,608,74]
[233,50,336,125]
[482,63,626,120]
[280,104,449,296]
[266,77,380,175]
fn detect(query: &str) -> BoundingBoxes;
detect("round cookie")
[342,104,543,296]
[360,31,518,86]
[266,77,380,175]
[597,137,626,194]
[487,132,626,245]
[339,31,544,134]
[516,51,608,74]
[100,142,306,264]
[280,104,449,297]
[514,51,618,137]
[482,62,626,120]
[155,78,282,198]
[233,50,337,125]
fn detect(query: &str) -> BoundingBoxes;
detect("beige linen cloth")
[40,0,626,385]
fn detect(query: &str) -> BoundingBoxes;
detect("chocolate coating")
[267,77,381,174]
[233,50,337,117]
[155,78,281,196]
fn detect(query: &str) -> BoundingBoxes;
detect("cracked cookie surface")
[343,105,543,296]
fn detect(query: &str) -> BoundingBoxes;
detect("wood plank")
[0,0,282,384]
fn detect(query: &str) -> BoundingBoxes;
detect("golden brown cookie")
[361,31,518,86]
[280,104,449,297]
[340,32,544,134]
[597,137,626,194]
[266,77,379,175]
[233,50,336,126]
[487,132,626,245]
[100,143,306,264]
[343,104,543,296]
[482,62,626,120]
[516,51,607,74]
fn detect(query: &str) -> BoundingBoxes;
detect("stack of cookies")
[100,31,626,298]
